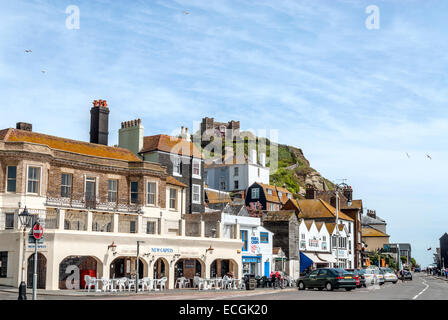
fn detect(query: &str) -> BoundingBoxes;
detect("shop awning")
[303,253,326,263]
[317,253,337,263]
[300,252,314,272]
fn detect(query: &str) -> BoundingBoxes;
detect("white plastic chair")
[238,279,246,290]
[159,277,167,291]
[183,278,191,288]
[193,276,200,288]
[127,278,136,292]
[101,278,111,292]
[139,277,150,291]
[175,277,184,289]
[84,275,96,292]
[146,278,155,292]
[117,278,127,292]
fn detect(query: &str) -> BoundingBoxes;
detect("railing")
[45,192,143,213]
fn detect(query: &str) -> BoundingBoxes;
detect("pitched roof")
[315,221,324,232]
[166,176,187,187]
[257,182,292,204]
[325,223,336,234]
[361,214,386,226]
[263,210,296,222]
[362,226,389,237]
[205,188,232,204]
[351,199,363,209]
[0,128,141,162]
[297,199,354,222]
[325,222,345,234]
[304,220,313,231]
[141,134,203,158]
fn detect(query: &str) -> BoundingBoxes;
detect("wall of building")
[145,151,204,213]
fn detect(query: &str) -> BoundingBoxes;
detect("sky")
[1,0,447,267]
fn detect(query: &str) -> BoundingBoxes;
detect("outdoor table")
[213,278,223,290]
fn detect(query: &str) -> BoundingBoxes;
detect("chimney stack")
[343,185,353,203]
[16,122,32,132]
[90,99,109,145]
[305,184,316,200]
[367,209,376,219]
[118,118,144,156]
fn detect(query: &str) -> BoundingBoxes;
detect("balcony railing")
[45,192,143,213]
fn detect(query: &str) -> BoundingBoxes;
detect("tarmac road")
[0,273,446,300]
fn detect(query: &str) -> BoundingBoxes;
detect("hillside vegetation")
[194,130,334,198]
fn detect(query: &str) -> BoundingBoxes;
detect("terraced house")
[119,123,204,214]
[0,101,242,291]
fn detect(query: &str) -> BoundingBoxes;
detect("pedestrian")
[270,271,275,288]
[445,268,448,278]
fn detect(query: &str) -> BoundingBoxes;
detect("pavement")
[0,273,446,300]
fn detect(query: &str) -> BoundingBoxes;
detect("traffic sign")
[32,223,44,240]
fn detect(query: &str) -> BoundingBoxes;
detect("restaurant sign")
[151,247,174,254]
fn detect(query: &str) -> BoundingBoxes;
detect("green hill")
[194,130,334,198]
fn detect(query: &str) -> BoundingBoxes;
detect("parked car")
[346,269,366,288]
[363,268,376,285]
[380,267,398,284]
[355,269,367,288]
[376,268,385,285]
[414,267,421,273]
[297,268,357,291]
[364,267,385,285]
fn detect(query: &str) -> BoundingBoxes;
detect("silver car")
[380,267,398,284]
[364,267,385,285]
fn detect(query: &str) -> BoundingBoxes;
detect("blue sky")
[1,0,447,267]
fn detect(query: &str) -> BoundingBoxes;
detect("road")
[0,273,446,300]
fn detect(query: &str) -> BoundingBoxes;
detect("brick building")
[119,121,205,214]
[0,101,241,290]
[262,210,300,279]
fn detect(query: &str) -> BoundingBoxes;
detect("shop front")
[242,256,262,276]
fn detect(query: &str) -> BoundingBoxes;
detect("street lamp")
[333,182,348,269]
[135,241,145,293]
[18,206,32,300]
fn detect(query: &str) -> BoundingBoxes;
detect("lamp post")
[18,206,31,300]
[136,240,145,293]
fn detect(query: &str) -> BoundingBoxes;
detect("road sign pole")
[33,237,37,300]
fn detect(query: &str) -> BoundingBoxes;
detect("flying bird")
[406,152,410,158]
[41,70,46,74]
[24,49,32,53]
[183,11,190,15]
[426,154,432,160]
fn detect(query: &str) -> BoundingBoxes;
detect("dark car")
[345,269,366,288]
[414,267,421,273]
[403,270,413,280]
[354,269,367,288]
[297,268,357,291]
